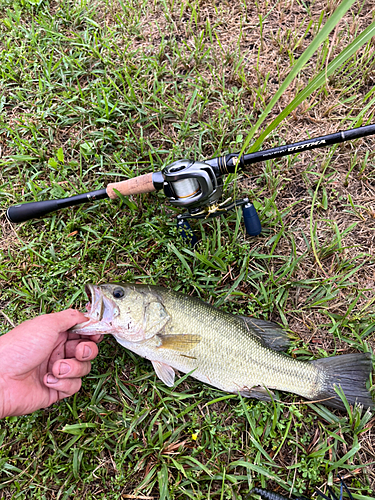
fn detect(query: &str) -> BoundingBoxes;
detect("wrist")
[0,336,10,419]
[0,337,5,418]
[0,373,17,419]
[0,375,6,419]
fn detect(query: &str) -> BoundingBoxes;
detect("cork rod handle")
[106,172,156,199]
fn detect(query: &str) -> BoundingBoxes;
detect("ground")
[1,0,375,498]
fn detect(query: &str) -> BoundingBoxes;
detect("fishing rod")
[6,124,375,242]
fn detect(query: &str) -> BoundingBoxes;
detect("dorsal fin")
[239,316,290,351]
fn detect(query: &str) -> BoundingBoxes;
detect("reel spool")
[161,159,223,209]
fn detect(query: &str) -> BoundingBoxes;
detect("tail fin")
[311,353,373,411]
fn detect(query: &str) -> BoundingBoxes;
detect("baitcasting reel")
[155,159,261,244]
[6,123,375,246]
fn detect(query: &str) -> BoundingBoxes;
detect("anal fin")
[240,385,275,402]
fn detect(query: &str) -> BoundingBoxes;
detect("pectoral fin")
[151,360,176,387]
[156,334,201,352]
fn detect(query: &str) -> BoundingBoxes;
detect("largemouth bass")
[72,283,374,411]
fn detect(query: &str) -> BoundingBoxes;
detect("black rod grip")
[7,199,59,223]
[6,189,108,223]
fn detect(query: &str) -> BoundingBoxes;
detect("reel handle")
[177,198,262,247]
[176,218,198,247]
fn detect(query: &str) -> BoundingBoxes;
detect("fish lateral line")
[179,354,197,360]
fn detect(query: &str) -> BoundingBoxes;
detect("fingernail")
[83,346,92,359]
[59,362,71,375]
[47,374,58,384]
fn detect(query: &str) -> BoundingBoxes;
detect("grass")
[1,0,375,498]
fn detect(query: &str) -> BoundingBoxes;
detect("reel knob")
[242,202,262,236]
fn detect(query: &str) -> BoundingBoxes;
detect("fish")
[72,283,374,411]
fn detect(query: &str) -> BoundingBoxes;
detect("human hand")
[0,309,101,418]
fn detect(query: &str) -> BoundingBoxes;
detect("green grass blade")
[239,0,364,154]
[251,20,375,151]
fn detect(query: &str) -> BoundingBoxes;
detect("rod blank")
[211,124,375,174]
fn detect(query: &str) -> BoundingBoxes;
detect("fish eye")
[112,286,125,299]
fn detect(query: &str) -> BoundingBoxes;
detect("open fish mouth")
[84,283,94,314]
[70,284,119,335]
[84,284,104,321]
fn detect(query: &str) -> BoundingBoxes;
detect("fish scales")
[72,283,374,411]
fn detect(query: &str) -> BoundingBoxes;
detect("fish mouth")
[84,284,104,321]
[71,284,119,335]
[85,283,94,313]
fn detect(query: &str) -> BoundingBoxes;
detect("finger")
[8,310,85,348]
[87,334,103,343]
[75,341,99,361]
[65,340,99,361]
[52,359,91,379]
[62,339,81,359]
[44,373,82,399]
[49,337,99,372]
[47,333,68,372]
[67,332,104,343]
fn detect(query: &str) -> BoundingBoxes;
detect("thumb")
[38,309,88,333]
